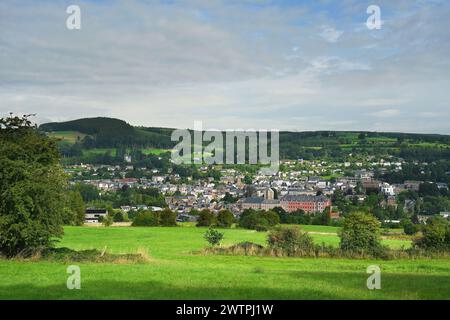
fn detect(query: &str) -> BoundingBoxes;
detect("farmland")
[0,225,448,300]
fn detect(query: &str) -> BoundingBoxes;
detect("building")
[280,195,331,213]
[241,197,280,211]
[85,209,108,223]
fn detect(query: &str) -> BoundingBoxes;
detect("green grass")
[0,225,448,300]
[141,148,171,155]
[48,131,87,144]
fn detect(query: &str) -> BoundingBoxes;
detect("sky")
[0,0,449,133]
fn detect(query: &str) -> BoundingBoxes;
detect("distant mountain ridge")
[40,117,450,161]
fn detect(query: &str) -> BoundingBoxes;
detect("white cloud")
[319,26,344,43]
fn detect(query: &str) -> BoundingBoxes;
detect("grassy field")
[0,225,449,300]
[47,131,87,144]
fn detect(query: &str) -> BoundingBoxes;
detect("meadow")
[0,225,449,300]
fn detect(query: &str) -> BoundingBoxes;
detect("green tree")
[267,226,315,256]
[401,219,418,235]
[196,209,217,227]
[204,227,224,247]
[217,210,234,228]
[113,211,124,222]
[414,216,449,250]
[159,208,177,226]
[62,190,85,226]
[0,114,67,257]
[102,214,114,227]
[132,210,160,226]
[339,212,383,255]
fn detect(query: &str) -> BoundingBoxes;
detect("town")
[65,153,449,229]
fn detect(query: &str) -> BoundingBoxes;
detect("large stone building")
[279,195,331,213]
[241,194,331,214]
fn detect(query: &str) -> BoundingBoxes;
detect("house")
[85,209,108,223]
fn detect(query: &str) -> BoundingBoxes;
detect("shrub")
[159,208,177,226]
[217,210,234,228]
[132,211,160,227]
[414,216,450,251]
[239,209,278,230]
[267,227,315,256]
[401,219,419,235]
[196,209,217,227]
[113,211,125,222]
[339,212,384,255]
[204,227,224,247]
[261,210,280,227]
[102,214,114,227]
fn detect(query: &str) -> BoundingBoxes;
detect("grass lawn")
[0,225,448,300]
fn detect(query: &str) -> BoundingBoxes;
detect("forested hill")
[40,117,173,149]
[40,117,450,161]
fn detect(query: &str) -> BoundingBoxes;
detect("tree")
[261,210,280,227]
[62,190,85,226]
[132,210,160,227]
[102,213,114,227]
[159,208,177,226]
[204,227,224,247]
[339,212,383,255]
[0,114,67,257]
[217,210,234,228]
[414,216,449,250]
[113,211,125,222]
[267,226,315,256]
[196,209,217,227]
[401,219,418,235]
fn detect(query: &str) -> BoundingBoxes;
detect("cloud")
[0,0,449,133]
[319,26,344,43]
[370,109,401,118]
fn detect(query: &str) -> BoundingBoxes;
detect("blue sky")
[0,0,449,133]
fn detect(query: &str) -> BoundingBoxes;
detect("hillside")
[40,117,450,162]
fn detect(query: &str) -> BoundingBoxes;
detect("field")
[47,131,87,144]
[0,225,449,300]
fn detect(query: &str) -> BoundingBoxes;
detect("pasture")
[0,225,448,300]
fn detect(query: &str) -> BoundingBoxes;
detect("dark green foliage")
[217,210,234,228]
[239,209,279,230]
[401,219,419,235]
[132,210,160,227]
[204,227,224,247]
[159,208,177,226]
[339,212,384,255]
[0,114,67,257]
[113,211,125,222]
[62,190,85,226]
[414,216,450,251]
[196,209,217,227]
[267,227,315,256]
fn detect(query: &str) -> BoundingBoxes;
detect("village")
[64,155,450,225]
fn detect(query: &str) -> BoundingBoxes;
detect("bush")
[261,210,280,227]
[102,214,114,227]
[401,219,419,235]
[204,227,224,247]
[239,209,279,231]
[159,208,177,226]
[217,210,234,228]
[132,211,160,226]
[196,209,217,227]
[339,212,384,255]
[267,227,315,256]
[414,216,450,251]
[113,211,125,222]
